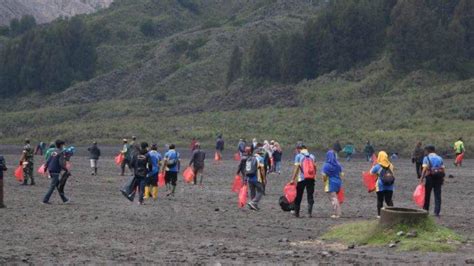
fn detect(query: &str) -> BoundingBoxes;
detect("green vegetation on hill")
[0,0,472,155]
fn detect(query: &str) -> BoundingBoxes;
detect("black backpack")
[245,156,258,177]
[380,167,395,186]
[135,154,148,177]
[279,196,295,212]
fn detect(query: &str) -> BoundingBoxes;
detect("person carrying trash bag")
[20,138,35,186]
[144,144,162,200]
[453,137,465,167]
[121,142,152,205]
[290,144,317,218]
[215,134,224,160]
[163,144,180,197]
[370,151,395,218]
[420,145,445,217]
[321,150,343,218]
[245,148,266,211]
[189,142,206,187]
[120,139,132,176]
[42,140,70,204]
[0,155,7,208]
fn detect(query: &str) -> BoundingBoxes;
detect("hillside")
[0,0,113,25]
[0,0,472,155]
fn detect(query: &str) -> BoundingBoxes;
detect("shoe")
[247,202,259,211]
[294,212,300,218]
[42,201,51,205]
[330,215,340,219]
[91,173,95,176]
[30,182,35,186]
[121,190,134,202]
[376,215,381,219]
[63,198,70,204]
[0,204,6,208]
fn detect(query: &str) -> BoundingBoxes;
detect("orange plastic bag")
[37,164,47,176]
[214,152,222,161]
[234,153,241,161]
[158,172,166,187]
[115,153,124,166]
[413,184,425,208]
[238,184,248,208]
[14,165,24,182]
[455,152,465,165]
[231,175,243,193]
[337,187,345,204]
[362,171,377,192]
[183,167,195,183]
[283,183,297,203]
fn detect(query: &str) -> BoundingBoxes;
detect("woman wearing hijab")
[321,150,343,218]
[370,151,395,218]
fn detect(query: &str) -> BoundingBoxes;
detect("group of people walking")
[0,135,466,222]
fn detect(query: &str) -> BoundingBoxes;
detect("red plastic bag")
[413,184,425,208]
[234,153,241,161]
[115,153,124,166]
[37,164,47,176]
[455,152,465,165]
[337,187,345,204]
[283,183,297,203]
[183,167,195,183]
[362,171,377,192]
[231,175,243,193]
[214,152,222,161]
[66,161,73,171]
[14,165,24,182]
[238,184,248,208]
[158,172,166,187]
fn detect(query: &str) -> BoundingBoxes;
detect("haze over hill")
[0,0,472,155]
[0,0,113,25]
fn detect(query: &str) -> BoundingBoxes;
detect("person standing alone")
[88,141,101,176]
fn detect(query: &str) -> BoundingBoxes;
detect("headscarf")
[377,151,393,170]
[322,150,342,177]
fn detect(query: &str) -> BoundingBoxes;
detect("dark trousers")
[43,173,68,203]
[415,162,423,179]
[121,158,132,174]
[294,179,315,214]
[376,190,393,215]
[130,176,145,203]
[423,176,443,216]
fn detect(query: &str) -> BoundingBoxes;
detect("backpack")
[279,196,295,212]
[301,155,316,179]
[380,167,395,186]
[245,156,258,177]
[135,154,148,177]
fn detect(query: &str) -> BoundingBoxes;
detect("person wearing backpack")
[237,147,252,177]
[163,144,180,197]
[129,142,152,205]
[144,144,162,200]
[245,148,266,210]
[42,140,69,204]
[189,143,206,186]
[0,155,7,208]
[290,144,317,218]
[321,150,343,218]
[420,145,445,217]
[370,151,395,218]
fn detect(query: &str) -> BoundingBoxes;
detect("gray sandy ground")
[0,147,473,264]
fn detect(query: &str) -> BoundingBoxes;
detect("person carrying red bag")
[290,144,316,218]
[189,143,206,187]
[420,145,445,217]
